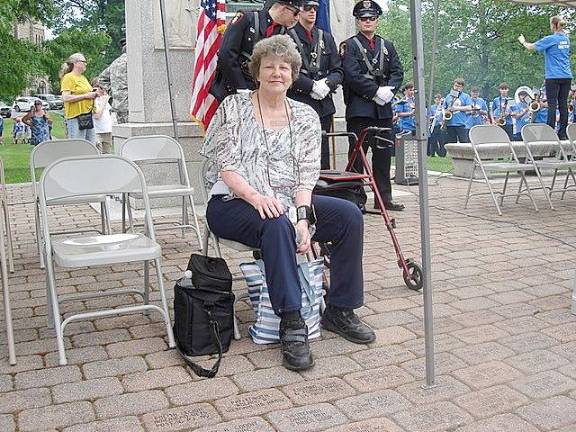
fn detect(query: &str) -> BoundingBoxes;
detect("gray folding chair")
[0,159,16,365]
[30,139,111,268]
[465,125,551,215]
[119,135,202,247]
[39,155,175,365]
[0,159,14,273]
[522,123,576,200]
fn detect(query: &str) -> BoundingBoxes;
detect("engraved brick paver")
[454,385,529,418]
[393,400,473,432]
[335,390,412,420]
[266,403,347,432]
[52,377,123,403]
[281,377,356,405]
[454,413,540,432]
[18,401,95,431]
[215,389,293,420]
[94,390,169,419]
[165,377,239,405]
[142,404,221,432]
[517,395,576,430]
[4,179,576,431]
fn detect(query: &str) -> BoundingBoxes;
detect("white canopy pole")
[409,0,436,388]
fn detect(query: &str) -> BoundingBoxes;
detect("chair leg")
[464,164,476,209]
[143,260,150,317]
[35,201,45,269]
[180,196,187,239]
[2,200,14,273]
[479,164,502,216]
[45,254,67,365]
[534,165,555,210]
[501,172,509,206]
[121,193,127,233]
[187,194,203,249]
[126,193,135,233]
[520,172,539,211]
[0,213,16,365]
[550,169,558,194]
[102,198,112,234]
[154,257,175,348]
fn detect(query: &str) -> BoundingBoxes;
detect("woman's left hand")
[295,220,311,254]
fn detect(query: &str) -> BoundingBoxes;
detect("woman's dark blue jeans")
[206,194,364,315]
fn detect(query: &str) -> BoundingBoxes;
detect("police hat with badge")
[275,0,304,8]
[353,0,383,18]
[301,0,320,7]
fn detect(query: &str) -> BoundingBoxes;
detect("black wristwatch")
[297,205,316,225]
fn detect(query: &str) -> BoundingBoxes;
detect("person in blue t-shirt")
[443,77,472,143]
[396,82,416,135]
[519,16,572,139]
[428,94,445,156]
[511,98,530,141]
[466,87,489,135]
[491,83,514,140]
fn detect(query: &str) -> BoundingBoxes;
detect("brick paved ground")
[1,174,576,431]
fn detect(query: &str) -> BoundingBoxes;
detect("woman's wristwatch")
[296,205,316,225]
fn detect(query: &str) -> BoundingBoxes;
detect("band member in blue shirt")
[519,16,572,139]
[491,83,514,140]
[396,82,416,135]
[442,78,472,143]
[465,87,488,133]
[511,98,530,141]
[428,94,445,156]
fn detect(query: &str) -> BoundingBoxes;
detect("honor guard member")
[288,0,343,169]
[442,78,472,144]
[491,83,514,139]
[99,38,128,124]
[210,0,302,101]
[341,0,405,211]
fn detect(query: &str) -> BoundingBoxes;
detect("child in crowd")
[12,117,28,144]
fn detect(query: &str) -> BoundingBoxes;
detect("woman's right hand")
[249,193,285,219]
[85,91,98,100]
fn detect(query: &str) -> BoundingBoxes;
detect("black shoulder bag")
[173,254,235,378]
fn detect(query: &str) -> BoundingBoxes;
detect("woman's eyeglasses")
[303,5,318,12]
[359,16,378,22]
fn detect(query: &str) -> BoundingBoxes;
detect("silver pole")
[409,0,436,388]
[159,0,180,141]
[427,0,441,105]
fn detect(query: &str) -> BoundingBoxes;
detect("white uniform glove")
[312,78,331,99]
[372,94,386,106]
[237,89,251,95]
[376,86,395,104]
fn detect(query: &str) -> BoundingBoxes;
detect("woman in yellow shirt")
[59,52,102,143]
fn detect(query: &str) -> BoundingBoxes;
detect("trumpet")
[496,116,506,126]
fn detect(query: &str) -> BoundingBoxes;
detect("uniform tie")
[367,37,376,50]
[266,22,281,37]
[305,29,314,43]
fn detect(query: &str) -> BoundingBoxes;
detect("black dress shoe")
[279,317,314,371]
[321,306,376,344]
[383,201,405,211]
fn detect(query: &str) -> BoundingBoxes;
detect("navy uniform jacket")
[287,23,343,118]
[210,10,287,101]
[341,33,404,120]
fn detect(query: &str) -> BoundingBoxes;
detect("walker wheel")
[403,260,423,291]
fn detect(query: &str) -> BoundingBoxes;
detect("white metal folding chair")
[119,135,202,247]
[39,155,175,365]
[0,159,14,273]
[465,125,551,215]
[0,163,15,365]
[30,139,111,268]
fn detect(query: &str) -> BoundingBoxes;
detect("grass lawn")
[0,113,66,183]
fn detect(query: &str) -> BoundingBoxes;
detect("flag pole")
[159,0,179,141]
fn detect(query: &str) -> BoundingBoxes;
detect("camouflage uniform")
[99,53,128,123]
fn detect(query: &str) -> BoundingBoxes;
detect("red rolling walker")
[314,127,423,291]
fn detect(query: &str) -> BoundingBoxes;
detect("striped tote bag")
[239,258,324,344]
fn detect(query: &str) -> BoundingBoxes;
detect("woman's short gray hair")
[249,35,302,82]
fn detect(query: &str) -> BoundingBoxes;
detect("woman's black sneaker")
[321,306,376,344]
[279,317,314,371]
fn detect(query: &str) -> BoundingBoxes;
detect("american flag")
[190,0,226,131]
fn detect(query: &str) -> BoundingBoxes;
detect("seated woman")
[202,35,375,371]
